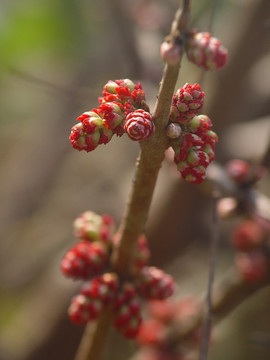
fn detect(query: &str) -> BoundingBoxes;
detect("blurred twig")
[2,63,99,101]
[106,0,143,78]
[5,64,75,97]
[199,191,220,360]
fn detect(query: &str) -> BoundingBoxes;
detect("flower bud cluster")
[112,234,175,338]
[61,211,175,339]
[170,83,205,124]
[136,297,203,359]
[70,110,117,152]
[217,159,270,283]
[61,211,115,279]
[73,211,115,245]
[99,79,146,114]
[69,273,119,324]
[168,83,217,184]
[231,219,270,284]
[136,267,175,300]
[112,265,175,339]
[186,31,227,71]
[61,240,109,279]
[70,79,155,151]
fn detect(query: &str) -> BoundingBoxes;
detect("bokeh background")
[0,0,270,359]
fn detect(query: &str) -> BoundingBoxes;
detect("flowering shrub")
[61,2,248,359]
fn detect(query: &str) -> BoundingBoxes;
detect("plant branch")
[74,308,113,360]
[113,3,189,276]
[166,269,270,348]
[114,64,180,275]
[74,1,191,359]
[199,191,220,360]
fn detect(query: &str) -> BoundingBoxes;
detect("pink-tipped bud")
[98,102,125,130]
[160,41,182,66]
[231,220,265,251]
[70,111,113,152]
[73,211,102,241]
[125,110,155,141]
[180,164,207,184]
[235,251,269,283]
[69,122,100,152]
[60,240,109,280]
[187,32,228,71]
[166,122,182,139]
[80,273,119,305]
[170,83,205,124]
[68,294,103,324]
[187,149,209,167]
[225,159,251,184]
[100,79,146,110]
[189,114,212,135]
[103,80,119,94]
[99,126,113,144]
[136,266,175,300]
[73,211,115,246]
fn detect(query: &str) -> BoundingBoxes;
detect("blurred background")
[0,0,270,359]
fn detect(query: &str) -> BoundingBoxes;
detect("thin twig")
[198,0,220,85]
[207,0,220,34]
[199,190,219,360]
[4,64,75,97]
[2,64,99,101]
[106,0,143,78]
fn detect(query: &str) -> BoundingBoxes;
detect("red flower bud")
[235,251,269,283]
[60,240,109,280]
[125,110,155,141]
[170,83,205,124]
[160,41,183,66]
[187,32,228,71]
[231,220,265,251]
[136,266,175,300]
